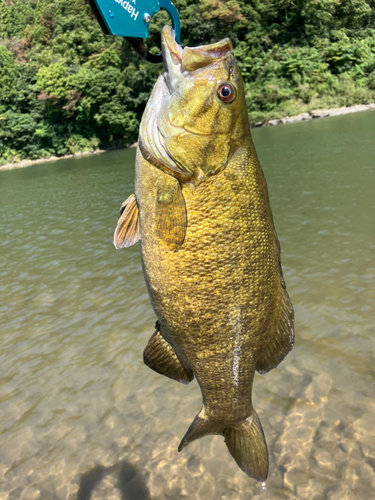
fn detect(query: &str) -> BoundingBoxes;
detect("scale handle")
[88,0,181,63]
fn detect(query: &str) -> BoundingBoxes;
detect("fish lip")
[161,26,183,91]
[162,25,183,63]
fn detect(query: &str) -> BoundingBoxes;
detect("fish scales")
[137,142,279,406]
[114,26,294,482]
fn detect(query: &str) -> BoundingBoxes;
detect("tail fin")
[224,410,268,482]
[178,408,222,451]
[178,408,268,482]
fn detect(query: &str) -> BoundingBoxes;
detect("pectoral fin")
[143,325,194,385]
[256,287,294,374]
[113,193,140,249]
[155,178,187,250]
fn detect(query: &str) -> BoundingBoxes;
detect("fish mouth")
[162,25,183,64]
[161,26,233,89]
[161,26,183,93]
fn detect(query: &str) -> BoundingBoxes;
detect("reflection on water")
[0,111,374,500]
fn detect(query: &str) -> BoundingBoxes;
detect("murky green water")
[1,110,374,500]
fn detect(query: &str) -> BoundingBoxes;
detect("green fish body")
[114,26,294,482]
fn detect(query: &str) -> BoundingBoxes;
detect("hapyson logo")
[114,0,139,22]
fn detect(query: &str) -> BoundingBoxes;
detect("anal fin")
[114,193,140,249]
[256,287,294,374]
[143,326,193,385]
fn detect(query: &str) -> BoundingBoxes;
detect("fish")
[114,25,294,482]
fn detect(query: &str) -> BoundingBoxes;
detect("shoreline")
[1,103,374,172]
[0,145,136,172]
[253,102,375,127]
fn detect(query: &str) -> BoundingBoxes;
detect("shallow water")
[0,110,374,500]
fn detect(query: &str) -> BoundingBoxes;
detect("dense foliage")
[0,0,374,163]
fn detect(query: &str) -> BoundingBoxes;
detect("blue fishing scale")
[88,0,181,63]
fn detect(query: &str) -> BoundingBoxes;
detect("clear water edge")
[0,110,374,500]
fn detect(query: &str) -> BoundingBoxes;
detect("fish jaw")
[161,26,183,94]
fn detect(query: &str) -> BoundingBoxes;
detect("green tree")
[0,0,374,162]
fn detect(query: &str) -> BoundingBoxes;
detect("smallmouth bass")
[114,26,294,482]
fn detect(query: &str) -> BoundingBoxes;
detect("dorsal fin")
[256,286,294,374]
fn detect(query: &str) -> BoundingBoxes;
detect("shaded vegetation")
[0,0,374,163]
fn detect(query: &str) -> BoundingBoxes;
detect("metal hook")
[126,0,181,63]
[125,37,163,64]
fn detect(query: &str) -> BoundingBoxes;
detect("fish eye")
[217,82,236,103]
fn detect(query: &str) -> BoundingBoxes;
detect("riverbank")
[1,103,374,172]
[0,149,104,172]
[254,102,375,127]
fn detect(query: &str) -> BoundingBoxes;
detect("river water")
[0,110,374,500]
